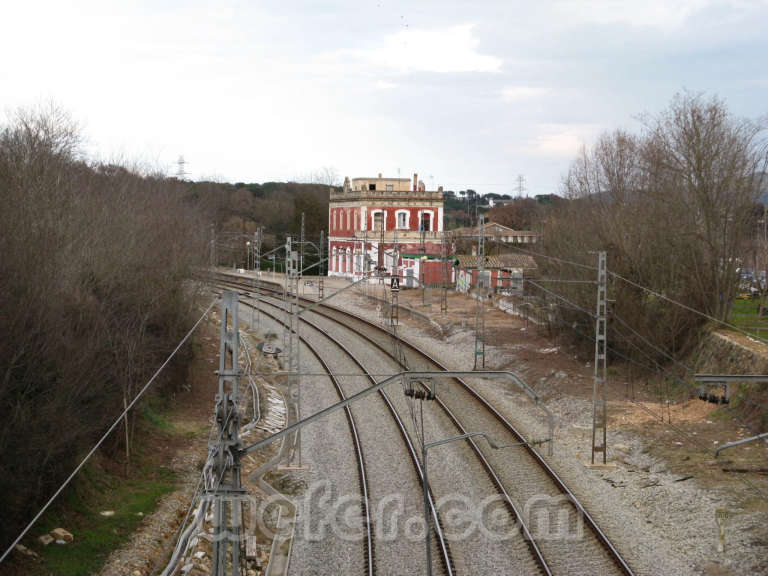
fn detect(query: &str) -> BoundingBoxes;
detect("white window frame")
[395,209,410,230]
[332,247,337,272]
[332,210,337,231]
[370,209,386,231]
[417,210,434,232]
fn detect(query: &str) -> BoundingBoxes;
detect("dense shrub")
[0,105,208,548]
[538,93,767,361]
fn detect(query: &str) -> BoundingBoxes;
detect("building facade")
[328,173,444,278]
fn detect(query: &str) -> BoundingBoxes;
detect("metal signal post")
[208,291,246,576]
[591,251,608,465]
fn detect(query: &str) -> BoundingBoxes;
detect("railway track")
[255,307,375,575]
[210,272,634,575]
[229,292,455,575]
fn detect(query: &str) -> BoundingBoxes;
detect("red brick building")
[328,173,444,279]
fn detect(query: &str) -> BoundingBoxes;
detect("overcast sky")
[2,0,766,195]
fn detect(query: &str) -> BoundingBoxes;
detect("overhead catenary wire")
[560,311,768,501]
[611,312,693,374]
[533,279,597,284]
[536,273,768,414]
[530,268,768,413]
[610,312,768,413]
[0,298,219,565]
[609,270,768,346]
[501,243,599,272]
[526,279,596,317]
[512,243,767,345]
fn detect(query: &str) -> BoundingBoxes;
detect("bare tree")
[0,105,209,547]
[539,93,767,361]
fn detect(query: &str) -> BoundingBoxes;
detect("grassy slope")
[729,298,768,338]
[31,454,176,576]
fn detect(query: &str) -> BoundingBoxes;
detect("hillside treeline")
[192,180,330,269]
[0,107,208,547]
[536,93,767,363]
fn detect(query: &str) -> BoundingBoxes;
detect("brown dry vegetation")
[0,104,209,550]
[532,93,768,365]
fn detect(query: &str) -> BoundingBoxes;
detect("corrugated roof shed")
[454,253,537,270]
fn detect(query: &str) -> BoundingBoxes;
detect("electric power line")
[0,299,218,564]
[503,243,599,272]
[555,304,768,501]
[609,271,768,346]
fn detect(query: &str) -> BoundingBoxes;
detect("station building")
[328,173,444,280]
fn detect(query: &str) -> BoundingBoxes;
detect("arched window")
[418,210,434,232]
[333,210,337,232]
[395,209,410,229]
[371,209,385,231]
[332,247,337,272]
[346,248,352,274]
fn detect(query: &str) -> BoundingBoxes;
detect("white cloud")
[553,0,710,31]
[501,85,548,102]
[521,123,602,157]
[357,24,502,74]
[375,80,399,90]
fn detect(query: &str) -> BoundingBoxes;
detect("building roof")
[351,177,411,183]
[447,221,537,237]
[454,253,537,270]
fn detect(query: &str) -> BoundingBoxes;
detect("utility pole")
[176,155,188,180]
[591,251,608,465]
[283,236,302,466]
[440,232,449,314]
[253,228,262,331]
[516,174,526,196]
[420,224,427,306]
[254,229,261,273]
[379,214,386,287]
[361,229,368,298]
[300,212,306,279]
[390,228,407,367]
[282,237,296,353]
[474,216,486,370]
[208,291,246,576]
[318,230,325,300]
[210,223,217,267]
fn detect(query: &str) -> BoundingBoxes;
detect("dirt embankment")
[691,330,768,432]
[693,330,768,374]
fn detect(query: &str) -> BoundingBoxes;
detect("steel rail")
[236,297,454,576]
[210,290,374,575]
[265,309,374,575]
[250,292,550,576]
[300,295,633,576]
[212,272,634,575]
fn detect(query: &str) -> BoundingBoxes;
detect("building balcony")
[330,189,443,202]
[349,229,442,240]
